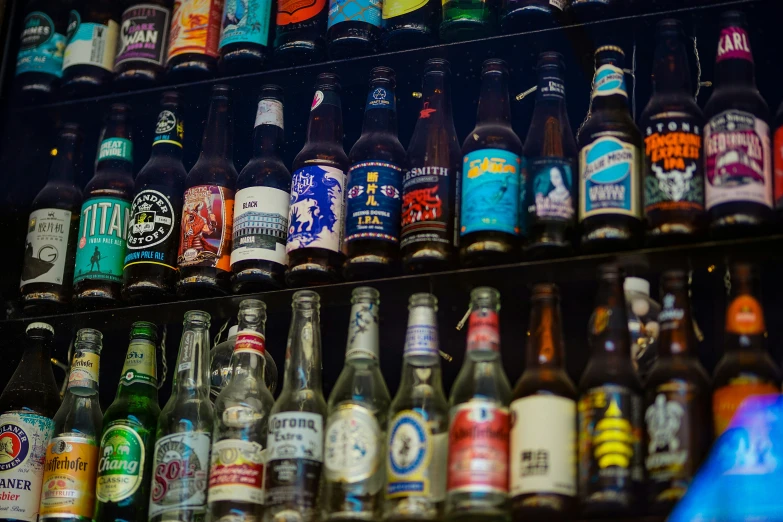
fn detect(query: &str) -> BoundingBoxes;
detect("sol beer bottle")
[166,0,224,81]
[114,0,173,88]
[14,0,69,99]
[218,0,273,74]
[62,0,120,95]
[381,0,437,50]
[327,0,381,57]
[273,0,328,64]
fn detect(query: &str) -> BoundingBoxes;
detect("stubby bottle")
[440,0,494,42]
[39,329,103,522]
[500,0,565,33]
[178,85,237,297]
[231,85,291,293]
[384,293,449,521]
[509,284,577,521]
[62,0,120,95]
[73,104,134,309]
[167,0,223,81]
[149,311,214,522]
[344,67,406,281]
[14,0,68,100]
[578,46,643,252]
[219,0,272,74]
[20,124,83,314]
[327,0,380,58]
[95,322,161,522]
[459,59,522,266]
[445,288,511,522]
[322,287,391,521]
[381,0,436,50]
[704,11,773,237]
[123,91,187,303]
[286,74,349,286]
[401,59,461,274]
[0,323,61,522]
[273,0,327,64]
[114,0,173,88]
[264,291,327,522]
[210,325,278,400]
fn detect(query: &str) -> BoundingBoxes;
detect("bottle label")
[387,410,447,500]
[716,26,753,63]
[98,138,133,163]
[20,208,72,288]
[328,0,381,28]
[345,161,403,244]
[466,309,499,352]
[178,185,234,272]
[16,12,66,77]
[382,0,427,19]
[74,197,131,285]
[775,125,783,209]
[115,4,171,66]
[208,439,264,504]
[447,401,510,495]
[96,423,145,503]
[255,99,284,130]
[149,432,211,517]
[265,412,323,509]
[63,12,118,71]
[538,76,565,99]
[524,157,575,225]
[346,300,380,360]
[704,110,772,210]
[578,385,643,508]
[120,339,158,387]
[219,0,270,48]
[286,165,346,254]
[401,166,452,249]
[404,323,439,357]
[153,109,184,147]
[277,0,326,25]
[549,0,565,10]
[68,350,99,390]
[592,64,628,99]
[324,404,382,483]
[579,136,641,221]
[0,412,56,522]
[460,148,521,236]
[230,187,289,267]
[40,436,99,518]
[234,330,266,355]
[168,0,223,59]
[510,395,576,497]
[713,380,778,436]
[726,295,765,334]
[125,188,180,271]
[365,86,395,110]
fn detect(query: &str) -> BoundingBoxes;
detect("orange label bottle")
[168,0,225,59]
[39,436,99,519]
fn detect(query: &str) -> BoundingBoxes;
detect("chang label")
[286,166,346,254]
[20,208,72,288]
[16,11,66,77]
[387,410,447,500]
[74,197,131,285]
[119,340,157,388]
[579,136,641,220]
[460,149,521,236]
[39,436,99,519]
[96,424,145,503]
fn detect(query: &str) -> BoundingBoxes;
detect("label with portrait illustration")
[324,404,382,484]
[382,0,427,18]
[591,64,628,99]
[16,11,66,77]
[208,439,264,504]
[579,136,641,221]
[231,187,289,267]
[277,0,326,26]
[20,208,72,288]
[716,26,753,63]
[63,11,118,71]
[525,157,575,225]
[286,165,345,254]
[265,412,323,509]
[168,0,223,59]
[115,4,171,66]
[96,423,146,503]
[178,185,234,271]
[125,187,180,272]
[120,339,158,388]
[401,166,452,249]
[460,148,520,236]
[73,197,131,285]
[387,410,447,500]
[345,161,402,244]
[39,436,99,518]
[713,379,779,436]
[775,125,783,209]
[149,432,211,516]
[328,0,381,28]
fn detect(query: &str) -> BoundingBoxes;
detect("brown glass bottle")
[380,0,437,51]
[14,0,69,101]
[273,0,328,64]
[500,0,565,33]
[166,0,222,82]
[566,0,620,22]
[114,0,173,89]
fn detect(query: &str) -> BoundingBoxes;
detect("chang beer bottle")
[95,322,161,522]
[39,329,104,522]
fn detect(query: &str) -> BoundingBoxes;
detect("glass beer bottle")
[62,0,120,95]
[166,0,223,81]
[219,0,273,74]
[380,0,437,50]
[327,0,381,57]
[210,325,278,400]
[273,0,328,64]
[500,0,565,33]
[440,0,494,42]
[14,0,69,100]
[566,0,620,22]
[114,0,173,88]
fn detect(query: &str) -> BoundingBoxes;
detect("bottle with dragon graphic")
[210,325,278,401]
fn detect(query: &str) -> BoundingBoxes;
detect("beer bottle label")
[219,0,271,48]
[328,0,381,28]
[96,423,146,503]
[524,157,575,226]
[149,432,211,517]
[726,294,765,334]
[125,187,180,272]
[63,11,119,72]
[579,136,642,221]
[233,330,266,355]
[324,405,382,484]
[713,380,778,436]
[114,4,171,67]
[98,138,133,163]
[168,0,222,59]
[286,166,346,254]
[509,395,576,498]
[401,166,452,249]
[277,0,326,26]
[255,99,284,130]
[592,64,628,99]
[119,339,158,388]
[466,309,499,352]
[20,208,72,288]
[39,436,99,518]
[0,412,56,522]
[16,12,66,78]
[73,197,131,285]
[716,26,753,63]
[460,149,521,237]
[345,299,380,360]
[387,410,447,500]
[704,110,773,211]
[208,439,264,504]
[382,0,427,19]
[345,161,403,245]
[549,0,565,10]
[153,108,185,147]
[447,401,510,495]
[178,185,234,272]
[230,187,289,268]
[775,125,783,210]
[67,350,99,391]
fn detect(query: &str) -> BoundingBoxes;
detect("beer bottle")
[643,270,710,514]
[95,322,161,522]
[327,0,380,58]
[401,59,460,273]
[579,265,643,516]
[20,124,83,315]
[114,0,173,88]
[384,293,448,521]
[231,85,290,293]
[775,101,783,217]
[380,0,437,50]
[149,311,214,522]
[440,0,494,42]
[39,329,103,522]
[286,74,349,286]
[273,0,328,64]
[704,11,773,237]
[265,290,327,522]
[460,59,522,267]
[14,0,68,100]
[219,0,272,74]
[166,0,223,81]
[0,322,61,522]
[177,85,237,297]
[73,104,134,309]
[712,263,781,437]
[344,67,406,281]
[446,287,511,521]
[123,91,187,303]
[209,300,273,522]
[210,325,278,400]
[500,0,565,33]
[578,46,643,252]
[510,284,577,521]
[567,0,619,21]
[62,0,120,95]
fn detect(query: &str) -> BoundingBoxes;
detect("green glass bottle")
[440,0,495,42]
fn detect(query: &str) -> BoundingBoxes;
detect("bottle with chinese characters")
[219,0,273,74]
[62,0,120,95]
[166,0,223,81]
[14,0,69,100]
[114,0,173,88]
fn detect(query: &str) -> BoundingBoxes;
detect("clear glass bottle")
[210,325,279,402]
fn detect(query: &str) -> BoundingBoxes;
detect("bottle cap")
[26,322,54,334]
[624,277,650,296]
[229,325,238,338]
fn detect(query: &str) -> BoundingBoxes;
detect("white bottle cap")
[624,277,650,296]
[26,322,54,335]
[228,325,238,338]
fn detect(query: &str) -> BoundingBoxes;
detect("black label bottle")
[14,0,69,100]
[327,0,381,57]
[62,0,120,95]
[380,0,437,50]
[219,0,272,74]
[500,0,565,33]
[114,0,173,88]
[166,0,223,82]
[273,0,328,64]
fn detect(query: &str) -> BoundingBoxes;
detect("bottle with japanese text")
[460,59,522,267]
[322,287,391,520]
[149,311,214,522]
[704,11,773,237]
[384,293,449,521]
[344,67,406,281]
[264,290,327,522]
[231,85,290,293]
[0,322,61,522]
[114,0,173,88]
[167,0,224,81]
[381,0,437,50]
[440,0,494,42]
[510,284,577,521]
[446,287,511,522]
[39,328,103,522]
[62,0,120,95]
[500,0,565,33]
[712,263,781,437]
[327,0,381,58]
[178,85,237,298]
[286,74,349,287]
[273,0,327,64]
[14,0,69,100]
[402,59,461,274]
[72,104,134,309]
[219,0,272,74]
[20,124,83,315]
[95,322,160,522]
[210,325,278,400]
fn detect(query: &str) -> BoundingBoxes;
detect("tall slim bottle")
[273,0,327,64]
[440,0,494,42]
[62,0,120,95]
[219,0,272,74]
[166,0,224,81]
[114,0,173,88]
[381,0,437,50]
[14,0,68,100]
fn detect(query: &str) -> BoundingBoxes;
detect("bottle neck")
[591,279,633,358]
[96,135,134,175]
[535,67,568,107]
[230,328,268,384]
[173,326,211,393]
[419,72,453,124]
[403,305,440,358]
[252,98,284,158]
[22,337,52,374]
[398,354,444,392]
[49,135,80,183]
[306,89,343,145]
[200,98,234,160]
[361,82,399,136]
[116,337,158,399]
[345,300,380,361]
[150,111,184,160]
[591,64,630,113]
[476,71,511,125]
[714,25,756,88]
[465,306,500,354]
[725,281,766,351]
[526,298,566,368]
[652,34,692,95]
[657,287,696,358]
[283,306,323,393]
[67,347,100,395]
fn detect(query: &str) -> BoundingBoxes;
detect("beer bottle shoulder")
[327,361,392,417]
[640,93,705,128]
[513,367,578,402]
[84,167,135,200]
[237,156,292,192]
[348,132,406,166]
[644,356,711,393]
[103,393,161,430]
[579,355,643,395]
[157,393,215,435]
[272,389,327,418]
[704,86,770,122]
[578,111,642,150]
[136,156,187,189]
[0,379,61,419]
[461,123,523,157]
[407,127,462,165]
[186,156,239,189]
[32,180,83,212]
[293,143,349,173]
[53,394,103,439]
[712,348,782,389]
[450,357,512,407]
